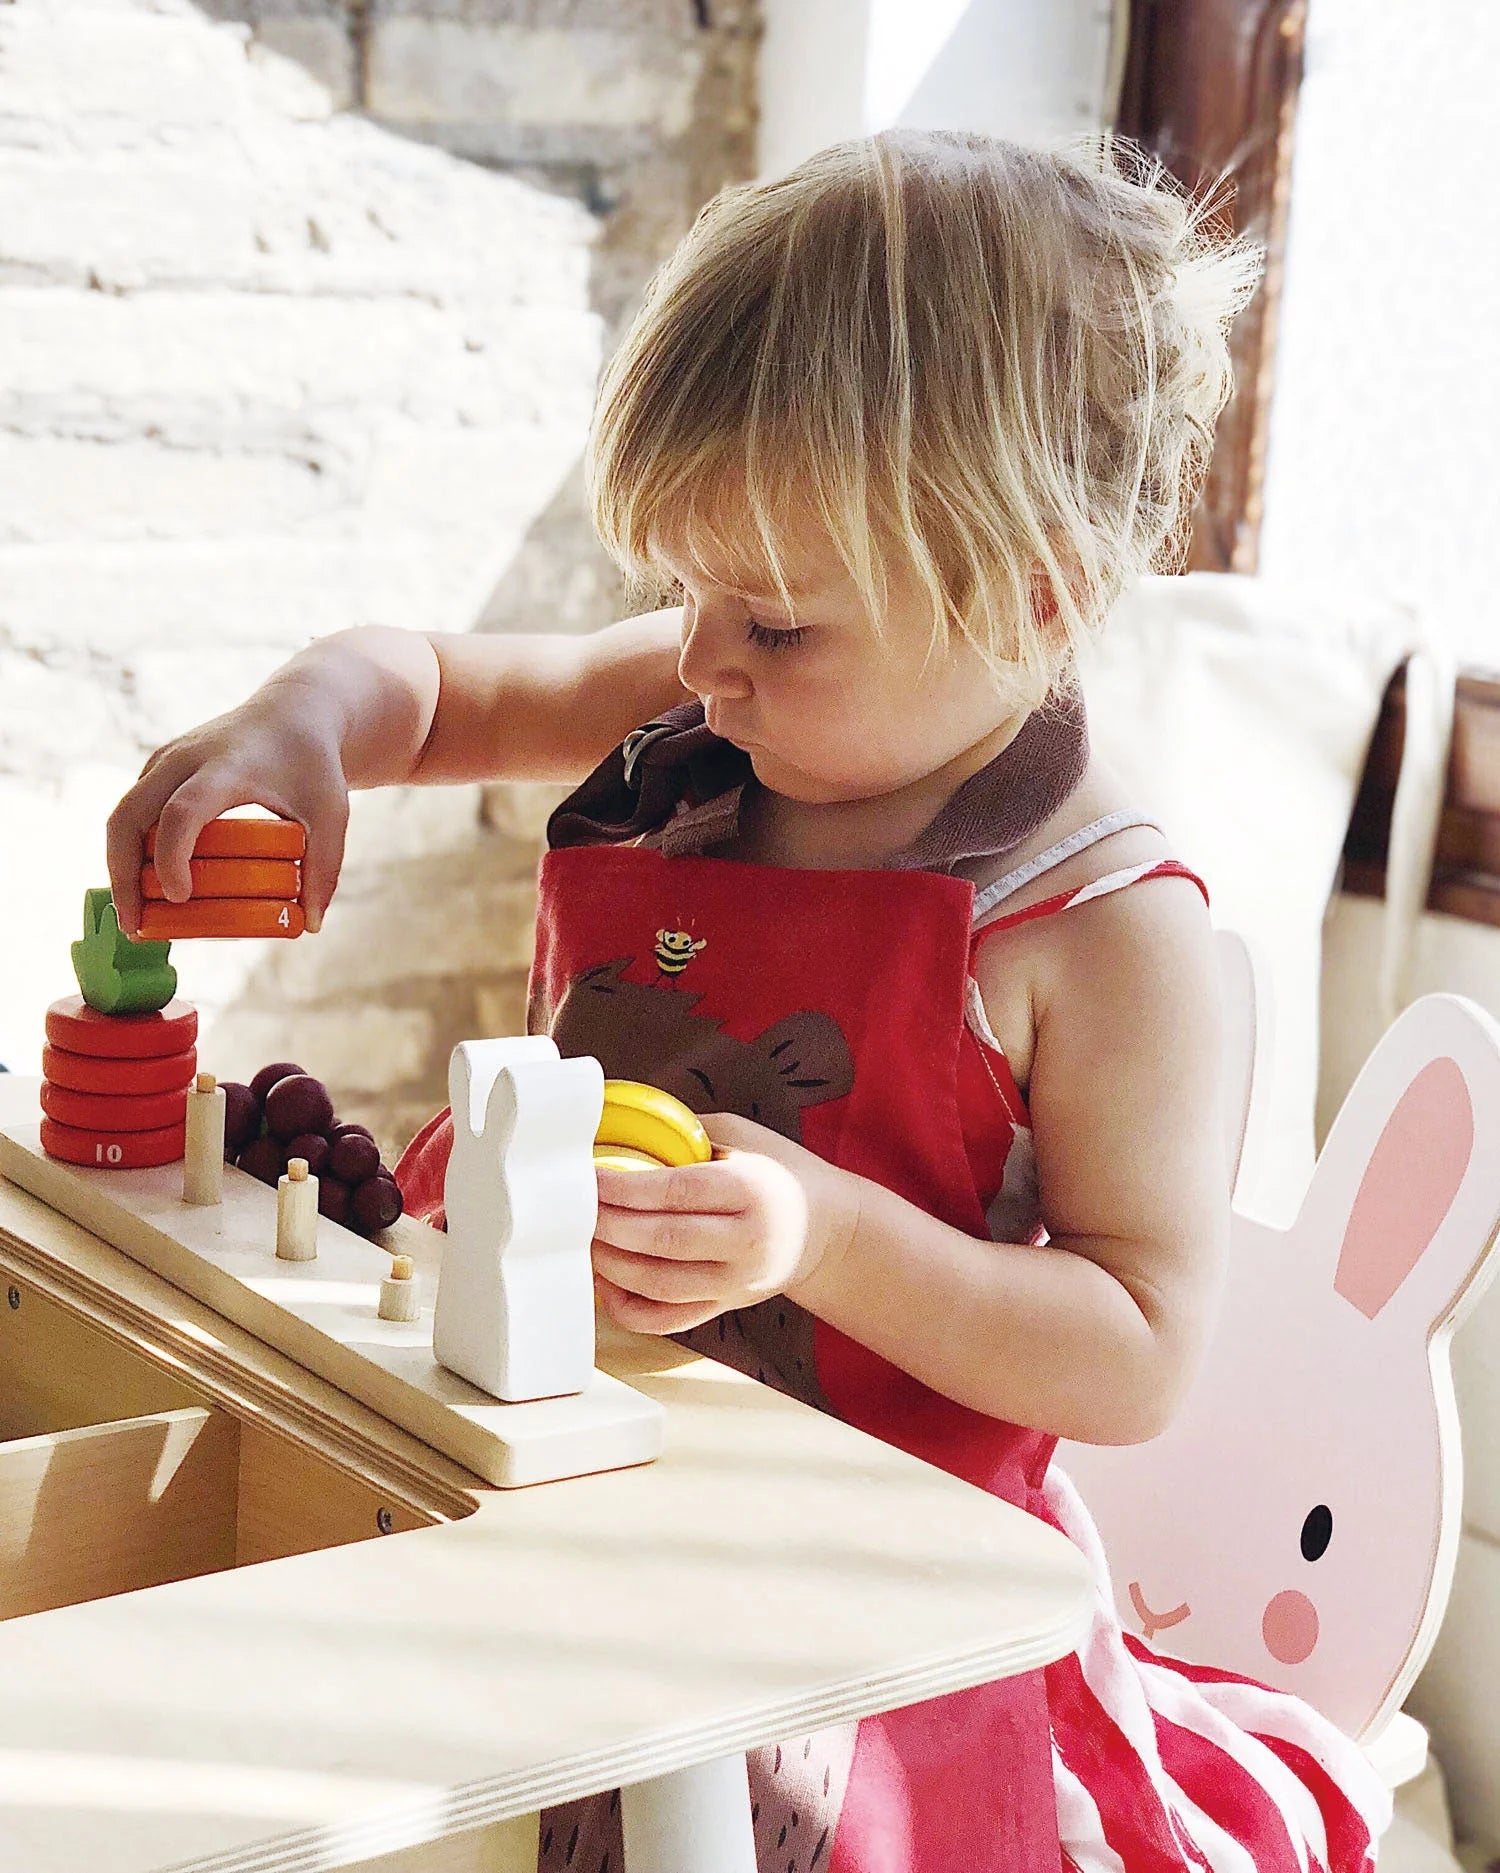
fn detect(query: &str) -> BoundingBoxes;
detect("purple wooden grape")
[282,1131,330,1177]
[236,1136,282,1187]
[263,1073,335,1142]
[248,1060,306,1106]
[328,1129,380,1184]
[221,1081,260,1158]
[316,1174,351,1224]
[350,1174,403,1234]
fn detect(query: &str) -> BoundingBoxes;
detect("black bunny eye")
[1300,1505,1333,1563]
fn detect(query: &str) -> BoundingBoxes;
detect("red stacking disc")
[45,995,198,1060]
[40,1115,186,1169]
[145,817,305,861]
[141,857,301,901]
[42,1043,197,1096]
[41,1082,190,1133]
[137,899,304,941]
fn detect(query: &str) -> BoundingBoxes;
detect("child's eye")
[746,619,807,651]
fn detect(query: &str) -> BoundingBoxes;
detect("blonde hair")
[587,128,1262,705]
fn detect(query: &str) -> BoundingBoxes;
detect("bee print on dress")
[654,926,706,981]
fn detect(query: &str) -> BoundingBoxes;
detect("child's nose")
[677,609,752,700]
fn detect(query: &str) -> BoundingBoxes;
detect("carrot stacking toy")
[41,890,199,1169]
[138,816,307,939]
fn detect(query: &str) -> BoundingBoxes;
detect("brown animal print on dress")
[536,956,854,1409]
[537,957,854,1147]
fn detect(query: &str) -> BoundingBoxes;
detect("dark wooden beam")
[1116,0,1308,573]
[1343,668,1500,928]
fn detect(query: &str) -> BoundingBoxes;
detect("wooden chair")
[1057,934,1500,1791]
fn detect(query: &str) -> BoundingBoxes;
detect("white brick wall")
[0,0,604,1152]
[366,21,706,138]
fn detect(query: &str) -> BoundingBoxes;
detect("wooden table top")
[0,1080,1093,1873]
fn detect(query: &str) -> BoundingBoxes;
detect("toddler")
[109,130,1392,1871]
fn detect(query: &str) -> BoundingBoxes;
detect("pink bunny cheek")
[1262,1590,1319,1664]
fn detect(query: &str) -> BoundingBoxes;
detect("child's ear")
[1025,563,1084,699]
[1029,536,1088,640]
[1029,568,1061,628]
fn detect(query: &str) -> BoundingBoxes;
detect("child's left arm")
[591,880,1229,1447]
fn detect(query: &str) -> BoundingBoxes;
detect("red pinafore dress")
[395,714,1391,1873]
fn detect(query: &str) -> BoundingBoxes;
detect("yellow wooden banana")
[595,1080,712,1168]
[592,1144,664,1173]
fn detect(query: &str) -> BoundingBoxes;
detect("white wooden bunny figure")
[1058,991,1500,1746]
[435,1035,604,1403]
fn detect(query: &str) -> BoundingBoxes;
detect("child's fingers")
[298,788,347,935]
[593,1272,719,1337]
[593,1197,743,1263]
[147,778,255,910]
[105,753,204,936]
[591,1240,724,1306]
[594,1156,747,1216]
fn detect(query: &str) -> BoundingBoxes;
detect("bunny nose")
[1262,1590,1319,1664]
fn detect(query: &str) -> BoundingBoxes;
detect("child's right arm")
[106,610,689,938]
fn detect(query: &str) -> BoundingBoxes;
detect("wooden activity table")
[0,1075,1093,1873]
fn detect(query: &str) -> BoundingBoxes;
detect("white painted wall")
[756,0,1121,178]
[1262,0,1500,669]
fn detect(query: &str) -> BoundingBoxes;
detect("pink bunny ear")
[1334,1057,1475,1321]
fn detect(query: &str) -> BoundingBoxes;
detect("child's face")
[661,522,1023,807]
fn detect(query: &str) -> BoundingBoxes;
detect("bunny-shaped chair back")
[1057,972,1500,1744]
[1213,928,1274,1203]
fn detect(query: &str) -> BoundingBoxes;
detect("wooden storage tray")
[0,1282,434,1622]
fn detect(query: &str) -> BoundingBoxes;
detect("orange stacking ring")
[141,858,301,900]
[42,1044,197,1095]
[39,1116,186,1169]
[145,818,306,861]
[138,900,305,940]
[41,1082,190,1132]
[45,995,198,1059]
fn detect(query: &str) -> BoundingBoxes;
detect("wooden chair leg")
[620,1754,757,1873]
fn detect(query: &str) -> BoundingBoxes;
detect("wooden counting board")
[0,1095,663,1489]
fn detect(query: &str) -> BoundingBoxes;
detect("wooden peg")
[275,1156,319,1261]
[378,1252,423,1323]
[182,1073,226,1206]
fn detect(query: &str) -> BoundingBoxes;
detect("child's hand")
[590,1112,862,1334]
[106,678,348,939]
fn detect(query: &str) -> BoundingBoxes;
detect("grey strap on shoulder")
[970,810,1162,921]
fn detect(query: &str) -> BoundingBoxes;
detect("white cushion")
[1079,572,1436,1222]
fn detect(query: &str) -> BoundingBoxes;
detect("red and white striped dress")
[397,805,1393,1873]
[965,815,1392,1873]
